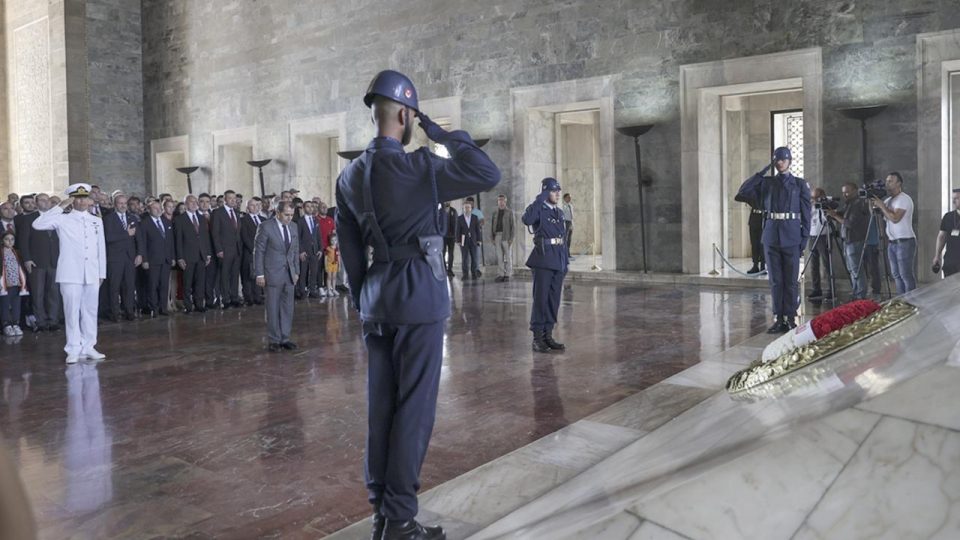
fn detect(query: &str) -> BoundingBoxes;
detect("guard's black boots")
[543,331,565,351]
[746,264,761,275]
[532,331,551,353]
[766,317,789,334]
[381,519,445,540]
[784,316,798,329]
[370,510,385,540]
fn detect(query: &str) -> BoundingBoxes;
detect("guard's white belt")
[541,237,564,245]
[767,212,800,220]
[751,209,764,214]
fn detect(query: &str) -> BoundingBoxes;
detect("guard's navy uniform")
[523,178,568,352]
[336,71,500,528]
[737,147,811,331]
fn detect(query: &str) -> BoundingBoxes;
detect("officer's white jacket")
[32,206,106,284]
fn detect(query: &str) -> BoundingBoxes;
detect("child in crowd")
[324,233,340,297]
[0,231,28,336]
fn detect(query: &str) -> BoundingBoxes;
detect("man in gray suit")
[492,194,516,282]
[254,201,300,352]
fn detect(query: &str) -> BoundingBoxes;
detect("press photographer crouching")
[871,172,917,294]
[825,183,872,300]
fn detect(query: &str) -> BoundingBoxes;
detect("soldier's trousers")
[363,320,445,521]
[530,266,565,333]
[748,213,765,266]
[764,244,801,318]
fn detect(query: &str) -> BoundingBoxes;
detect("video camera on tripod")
[859,180,887,200]
[814,196,840,211]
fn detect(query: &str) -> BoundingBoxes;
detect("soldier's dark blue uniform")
[336,70,500,540]
[523,178,569,353]
[737,146,811,333]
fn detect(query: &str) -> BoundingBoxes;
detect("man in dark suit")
[296,200,322,299]
[254,201,300,352]
[16,194,61,331]
[442,202,457,277]
[240,198,264,305]
[103,195,140,321]
[197,193,219,308]
[211,190,243,309]
[137,201,176,316]
[174,195,212,313]
[456,199,483,279]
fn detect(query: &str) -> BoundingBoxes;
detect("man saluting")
[33,183,107,363]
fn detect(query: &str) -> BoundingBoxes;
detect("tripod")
[800,207,849,307]
[859,208,894,299]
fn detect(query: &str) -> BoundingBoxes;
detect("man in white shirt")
[32,183,107,363]
[872,171,917,294]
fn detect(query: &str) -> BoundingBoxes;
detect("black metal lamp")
[836,105,888,184]
[175,166,200,195]
[246,159,272,197]
[616,124,656,273]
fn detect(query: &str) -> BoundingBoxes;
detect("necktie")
[192,213,199,233]
[283,224,291,249]
[120,213,127,229]
[156,218,165,238]
[230,209,237,229]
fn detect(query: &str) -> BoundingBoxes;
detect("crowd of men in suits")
[0,186,343,342]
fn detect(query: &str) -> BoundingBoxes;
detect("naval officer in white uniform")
[33,183,107,363]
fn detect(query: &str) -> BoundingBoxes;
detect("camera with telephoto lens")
[858,180,886,199]
[814,196,840,210]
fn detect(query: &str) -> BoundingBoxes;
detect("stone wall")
[85,0,144,194]
[139,0,960,272]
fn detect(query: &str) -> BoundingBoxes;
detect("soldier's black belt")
[766,212,801,220]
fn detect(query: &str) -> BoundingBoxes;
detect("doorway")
[293,135,340,204]
[155,151,186,200]
[722,91,804,270]
[216,144,254,196]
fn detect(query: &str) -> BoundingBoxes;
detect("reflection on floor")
[1,279,791,539]
[328,277,960,540]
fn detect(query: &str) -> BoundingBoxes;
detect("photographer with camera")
[825,183,872,299]
[871,172,917,294]
[933,188,960,278]
[808,187,836,300]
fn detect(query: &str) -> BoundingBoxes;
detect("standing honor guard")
[337,69,500,540]
[737,147,811,334]
[523,177,569,353]
[32,183,107,363]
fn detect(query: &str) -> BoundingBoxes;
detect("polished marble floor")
[0,279,791,539]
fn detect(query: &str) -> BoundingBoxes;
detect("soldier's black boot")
[766,317,789,334]
[543,331,565,351]
[370,508,385,540]
[532,331,551,353]
[785,316,797,330]
[381,519,445,540]
[746,264,760,275]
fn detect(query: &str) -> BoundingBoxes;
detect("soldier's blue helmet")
[541,177,561,192]
[773,146,792,161]
[363,70,419,111]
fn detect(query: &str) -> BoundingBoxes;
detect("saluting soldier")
[523,177,569,353]
[737,147,811,333]
[337,70,500,540]
[32,183,107,363]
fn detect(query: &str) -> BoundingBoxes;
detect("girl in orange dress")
[324,233,339,297]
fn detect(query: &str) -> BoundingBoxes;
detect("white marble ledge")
[627,408,881,540]
[794,416,960,540]
[585,383,715,432]
[561,512,690,540]
[856,364,960,432]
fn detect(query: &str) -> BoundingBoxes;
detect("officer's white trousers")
[60,282,100,356]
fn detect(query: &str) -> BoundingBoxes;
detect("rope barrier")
[712,244,768,278]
